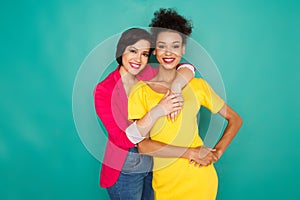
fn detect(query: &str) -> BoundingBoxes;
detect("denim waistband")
[122,147,153,174]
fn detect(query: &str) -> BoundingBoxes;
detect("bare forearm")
[171,67,194,93]
[214,105,243,156]
[135,106,163,137]
[135,90,183,137]
[138,138,193,159]
[138,138,219,167]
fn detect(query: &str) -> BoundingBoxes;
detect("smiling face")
[154,31,185,70]
[121,39,151,76]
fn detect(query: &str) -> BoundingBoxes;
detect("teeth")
[164,58,174,62]
[131,63,140,68]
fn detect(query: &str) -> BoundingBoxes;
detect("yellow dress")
[128,78,225,200]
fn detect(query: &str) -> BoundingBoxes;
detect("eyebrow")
[128,46,137,49]
[128,46,149,52]
[157,41,181,44]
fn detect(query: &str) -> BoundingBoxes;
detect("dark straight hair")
[116,28,153,65]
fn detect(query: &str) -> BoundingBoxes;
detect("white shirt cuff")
[125,121,145,144]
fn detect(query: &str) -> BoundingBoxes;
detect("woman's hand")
[153,90,183,118]
[167,92,183,122]
[187,146,220,167]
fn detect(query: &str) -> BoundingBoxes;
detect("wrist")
[182,148,196,160]
[170,82,183,94]
[215,149,223,159]
[151,105,165,118]
[181,148,190,159]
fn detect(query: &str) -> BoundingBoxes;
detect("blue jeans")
[107,147,154,200]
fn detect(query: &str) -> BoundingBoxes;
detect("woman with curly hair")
[128,8,242,199]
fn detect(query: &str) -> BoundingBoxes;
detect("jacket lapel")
[111,68,131,131]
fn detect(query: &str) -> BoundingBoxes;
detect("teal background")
[1,0,299,199]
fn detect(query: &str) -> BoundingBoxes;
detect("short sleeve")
[191,78,225,114]
[128,81,148,120]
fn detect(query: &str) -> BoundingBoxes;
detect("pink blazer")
[94,65,157,188]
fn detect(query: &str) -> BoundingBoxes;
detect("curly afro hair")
[149,8,193,44]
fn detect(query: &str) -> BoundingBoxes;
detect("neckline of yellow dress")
[141,81,168,95]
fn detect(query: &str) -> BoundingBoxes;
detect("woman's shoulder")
[189,78,215,95]
[98,70,118,87]
[130,81,148,94]
[94,71,119,98]
[190,77,207,87]
[133,80,148,88]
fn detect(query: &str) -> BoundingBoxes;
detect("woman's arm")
[137,138,216,165]
[213,104,243,158]
[194,103,242,166]
[171,63,195,93]
[172,63,195,92]
[132,90,182,138]
[168,64,195,121]
[128,88,217,165]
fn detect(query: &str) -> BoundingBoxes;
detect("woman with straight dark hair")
[94,27,204,200]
